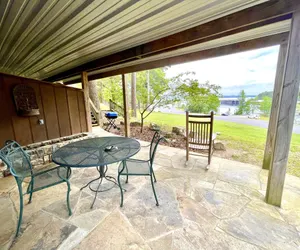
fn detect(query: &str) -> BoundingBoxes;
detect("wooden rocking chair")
[186,111,216,168]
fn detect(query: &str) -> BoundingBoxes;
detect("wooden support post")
[186,111,189,162]
[266,10,300,206]
[81,72,92,132]
[122,74,130,137]
[262,44,288,170]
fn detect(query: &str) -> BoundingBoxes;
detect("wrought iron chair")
[117,131,164,207]
[0,140,72,237]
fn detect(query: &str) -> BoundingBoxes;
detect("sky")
[165,45,280,96]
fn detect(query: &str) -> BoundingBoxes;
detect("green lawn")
[144,112,300,177]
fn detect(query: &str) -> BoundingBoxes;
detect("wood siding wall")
[0,73,88,146]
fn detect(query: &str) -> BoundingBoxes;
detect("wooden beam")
[45,0,298,82]
[262,43,288,170]
[266,10,300,206]
[64,32,289,84]
[122,74,130,137]
[81,72,92,132]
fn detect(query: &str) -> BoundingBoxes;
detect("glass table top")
[52,137,141,168]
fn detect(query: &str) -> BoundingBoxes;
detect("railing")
[109,99,124,117]
[89,98,100,124]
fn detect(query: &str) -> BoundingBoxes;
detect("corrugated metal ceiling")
[0,0,267,80]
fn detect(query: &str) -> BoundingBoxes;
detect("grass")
[144,112,300,177]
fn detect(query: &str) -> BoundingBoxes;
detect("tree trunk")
[131,72,137,117]
[147,70,150,106]
[89,80,102,126]
[140,113,144,133]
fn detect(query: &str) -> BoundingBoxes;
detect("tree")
[172,72,221,113]
[100,75,123,106]
[236,90,250,115]
[136,68,171,132]
[131,73,137,117]
[256,91,273,100]
[260,96,272,116]
[246,98,259,115]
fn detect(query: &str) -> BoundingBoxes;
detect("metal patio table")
[52,136,141,208]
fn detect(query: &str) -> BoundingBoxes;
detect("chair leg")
[118,173,124,207]
[152,171,157,183]
[125,162,129,184]
[16,180,23,237]
[150,175,159,206]
[28,178,34,204]
[66,180,72,216]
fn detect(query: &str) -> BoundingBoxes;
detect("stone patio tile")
[0,195,16,250]
[155,168,183,181]
[148,220,259,250]
[200,189,250,219]
[10,210,76,250]
[43,191,88,220]
[214,179,265,201]
[281,189,300,210]
[217,160,261,189]
[219,208,300,250]
[121,182,183,240]
[277,208,300,227]
[246,199,284,221]
[70,208,109,231]
[169,167,218,184]
[214,180,241,195]
[154,156,173,168]
[0,175,16,194]
[10,184,80,221]
[177,196,219,232]
[75,210,150,250]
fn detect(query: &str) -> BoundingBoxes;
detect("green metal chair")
[118,131,164,207]
[0,140,72,237]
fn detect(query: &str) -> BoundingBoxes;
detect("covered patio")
[1,0,300,249]
[1,128,300,250]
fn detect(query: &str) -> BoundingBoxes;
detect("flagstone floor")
[1,128,300,250]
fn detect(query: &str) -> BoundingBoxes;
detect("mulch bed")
[108,124,236,160]
[109,124,186,148]
[109,125,233,159]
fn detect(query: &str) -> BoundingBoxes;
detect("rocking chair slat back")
[186,111,215,165]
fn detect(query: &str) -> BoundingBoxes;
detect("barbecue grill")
[104,111,118,131]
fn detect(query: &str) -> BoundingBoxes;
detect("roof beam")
[64,32,289,84]
[44,0,299,82]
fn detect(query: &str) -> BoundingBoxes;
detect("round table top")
[52,137,141,168]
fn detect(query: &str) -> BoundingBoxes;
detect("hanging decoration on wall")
[13,84,40,116]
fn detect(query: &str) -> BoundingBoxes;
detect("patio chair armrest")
[125,158,149,164]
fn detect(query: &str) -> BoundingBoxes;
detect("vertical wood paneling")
[25,79,48,142]
[67,88,81,134]
[40,84,60,139]
[77,91,87,132]
[0,75,15,144]
[0,73,88,146]
[2,75,33,145]
[55,87,71,136]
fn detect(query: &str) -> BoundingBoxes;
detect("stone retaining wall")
[0,133,92,178]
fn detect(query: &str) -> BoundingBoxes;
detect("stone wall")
[0,133,92,178]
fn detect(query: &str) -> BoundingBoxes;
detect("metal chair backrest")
[186,111,214,146]
[0,140,33,178]
[149,131,163,164]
